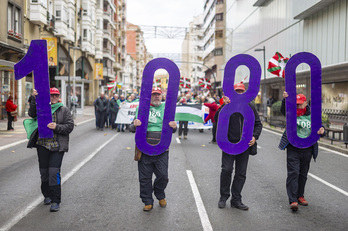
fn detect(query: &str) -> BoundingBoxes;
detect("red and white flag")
[107,81,116,91]
[153,79,161,88]
[198,78,211,89]
[180,77,191,89]
[267,52,289,78]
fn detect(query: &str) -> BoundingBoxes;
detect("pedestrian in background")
[177,94,191,139]
[26,88,74,212]
[95,93,108,131]
[117,94,126,132]
[104,95,110,128]
[204,97,219,144]
[278,91,325,212]
[5,95,17,131]
[129,88,177,211]
[216,83,262,211]
[109,94,119,130]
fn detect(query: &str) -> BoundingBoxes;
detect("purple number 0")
[217,54,261,155]
[285,52,322,148]
[14,40,53,138]
[135,58,180,155]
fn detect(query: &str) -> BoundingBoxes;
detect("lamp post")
[68,44,80,118]
[254,46,267,119]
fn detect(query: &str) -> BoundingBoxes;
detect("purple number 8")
[285,52,322,148]
[216,54,261,155]
[135,58,180,155]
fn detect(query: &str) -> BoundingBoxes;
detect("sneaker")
[184,136,187,139]
[50,203,60,212]
[159,199,167,208]
[178,136,182,139]
[298,196,308,206]
[218,198,226,208]
[290,202,298,211]
[231,201,249,210]
[43,197,51,205]
[143,204,153,211]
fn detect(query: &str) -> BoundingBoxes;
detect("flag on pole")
[153,79,161,88]
[198,78,211,89]
[267,52,289,78]
[107,81,116,91]
[180,77,191,89]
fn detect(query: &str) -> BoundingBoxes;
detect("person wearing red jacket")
[5,95,17,130]
[204,98,219,144]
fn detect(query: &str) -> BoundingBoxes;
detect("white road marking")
[176,137,181,144]
[257,145,261,149]
[0,133,119,231]
[308,173,348,197]
[186,170,213,231]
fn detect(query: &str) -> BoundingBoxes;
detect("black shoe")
[50,203,60,212]
[231,201,249,210]
[100,128,104,131]
[218,198,227,208]
[117,129,120,132]
[96,127,100,130]
[43,197,51,205]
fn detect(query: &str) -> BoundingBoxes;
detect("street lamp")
[254,46,267,120]
[67,44,80,118]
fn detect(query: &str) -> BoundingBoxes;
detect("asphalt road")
[0,121,347,231]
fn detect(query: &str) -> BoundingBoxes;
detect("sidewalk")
[0,106,95,149]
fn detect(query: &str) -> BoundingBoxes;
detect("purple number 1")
[135,58,180,155]
[285,52,322,148]
[14,40,53,138]
[217,54,261,154]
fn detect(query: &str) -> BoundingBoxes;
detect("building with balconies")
[201,0,226,94]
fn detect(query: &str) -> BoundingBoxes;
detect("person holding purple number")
[26,88,74,212]
[217,83,263,211]
[129,88,177,211]
[278,91,325,212]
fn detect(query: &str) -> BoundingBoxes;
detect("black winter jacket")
[27,99,74,152]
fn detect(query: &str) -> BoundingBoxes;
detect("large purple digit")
[135,58,180,155]
[14,40,53,138]
[285,52,321,148]
[217,54,261,155]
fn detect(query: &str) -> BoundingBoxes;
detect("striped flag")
[153,79,161,88]
[107,81,116,91]
[198,78,211,89]
[175,104,204,123]
[267,52,289,78]
[180,77,191,89]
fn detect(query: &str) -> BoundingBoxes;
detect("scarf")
[297,107,307,117]
[23,102,64,139]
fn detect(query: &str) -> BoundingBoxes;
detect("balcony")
[103,29,116,46]
[29,1,48,25]
[103,48,116,62]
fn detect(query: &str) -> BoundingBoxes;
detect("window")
[216,13,223,21]
[215,30,223,38]
[214,48,223,56]
[56,10,61,21]
[217,0,224,4]
[7,3,22,39]
[83,29,87,40]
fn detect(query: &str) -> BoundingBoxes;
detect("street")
[0,120,347,231]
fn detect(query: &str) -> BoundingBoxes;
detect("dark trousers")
[212,122,217,142]
[97,111,105,129]
[95,110,99,128]
[37,146,65,204]
[110,111,117,129]
[138,151,169,205]
[220,150,249,203]
[286,146,312,203]
[178,121,188,136]
[7,111,14,130]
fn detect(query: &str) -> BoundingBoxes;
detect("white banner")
[115,102,139,124]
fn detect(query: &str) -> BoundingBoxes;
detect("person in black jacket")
[95,93,108,131]
[216,83,263,211]
[278,91,325,212]
[109,94,119,130]
[28,88,74,212]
